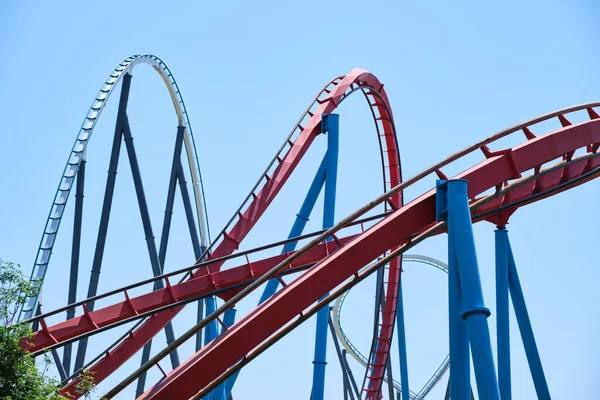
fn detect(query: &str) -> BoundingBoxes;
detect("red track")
[23,69,600,399]
[46,69,403,398]
[135,110,600,400]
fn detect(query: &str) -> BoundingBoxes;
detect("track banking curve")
[19,55,210,322]
[53,68,403,398]
[127,103,600,400]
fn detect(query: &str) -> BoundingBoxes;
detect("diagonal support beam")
[74,73,132,373]
[135,125,187,397]
[122,115,181,371]
[506,236,551,400]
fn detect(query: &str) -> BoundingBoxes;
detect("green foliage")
[0,259,65,399]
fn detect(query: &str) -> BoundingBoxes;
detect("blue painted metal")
[136,126,187,397]
[437,180,470,400]
[74,74,132,373]
[495,228,511,400]
[311,113,339,400]
[396,277,410,400]
[437,179,500,400]
[506,238,551,400]
[222,142,329,399]
[259,154,329,304]
[203,296,220,400]
[448,229,471,400]
[173,158,205,350]
[204,297,219,345]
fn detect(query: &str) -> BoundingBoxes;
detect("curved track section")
[128,103,600,400]
[19,54,210,321]
[332,254,449,400]
[55,69,403,397]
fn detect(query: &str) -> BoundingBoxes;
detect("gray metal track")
[19,54,210,321]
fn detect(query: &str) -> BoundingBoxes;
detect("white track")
[332,254,449,399]
[20,55,209,321]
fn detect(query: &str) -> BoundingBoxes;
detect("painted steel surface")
[18,58,600,399]
[55,69,403,398]
[135,115,600,399]
[20,55,210,322]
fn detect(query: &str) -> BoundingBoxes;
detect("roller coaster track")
[113,102,600,400]
[18,55,210,322]
[332,255,449,399]
[22,63,404,398]
[20,56,600,399]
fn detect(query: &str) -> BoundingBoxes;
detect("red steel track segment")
[138,117,600,400]
[23,237,354,353]
[59,69,401,398]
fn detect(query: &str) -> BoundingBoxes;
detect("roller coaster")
[16,54,600,399]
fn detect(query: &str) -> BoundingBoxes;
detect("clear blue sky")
[1,1,599,399]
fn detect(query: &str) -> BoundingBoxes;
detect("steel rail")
[104,218,444,399]
[54,61,596,394]
[332,254,448,400]
[52,74,351,392]
[164,155,600,400]
[130,107,600,399]
[59,70,405,397]
[114,123,600,399]
[20,211,389,328]
[29,151,600,358]
[19,54,210,321]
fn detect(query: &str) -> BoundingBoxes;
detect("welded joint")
[322,113,336,134]
[461,306,491,320]
[435,179,449,221]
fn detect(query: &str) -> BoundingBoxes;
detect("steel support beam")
[495,228,511,400]
[396,276,410,400]
[74,74,132,373]
[328,310,356,400]
[385,350,395,400]
[135,126,186,397]
[343,349,361,399]
[311,113,339,400]
[174,158,205,349]
[63,157,86,375]
[122,114,180,370]
[223,139,330,398]
[506,237,551,399]
[437,179,500,400]
[35,302,67,381]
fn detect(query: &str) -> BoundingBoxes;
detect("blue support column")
[204,297,219,345]
[223,114,338,400]
[448,230,471,400]
[311,113,339,400]
[396,277,410,400]
[203,296,220,400]
[437,179,500,400]
[506,238,551,400]
[259,154,328,304]
[495,228,511,400]
[222,145,328,399]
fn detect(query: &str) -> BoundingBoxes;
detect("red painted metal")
[58,69,402,398]
[22,237,354,353]
[137,118,600,400]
